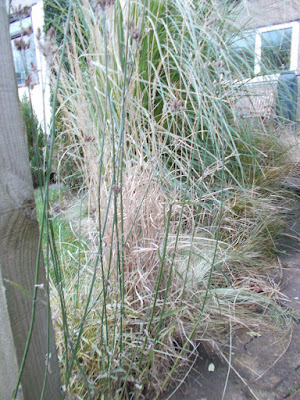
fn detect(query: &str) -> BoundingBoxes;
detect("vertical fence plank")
[0,2,61,398]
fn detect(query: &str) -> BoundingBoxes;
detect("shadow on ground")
[166,196,300,400]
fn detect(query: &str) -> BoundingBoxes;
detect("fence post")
[0,1,61,398]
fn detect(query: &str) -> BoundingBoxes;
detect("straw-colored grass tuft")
[44,0,295,398]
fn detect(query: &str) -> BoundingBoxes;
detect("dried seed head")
[30,61,37,73]
[37,27,58,67]
[84,135,94,142]
[14,37,30,51]
[47,27,56,40]
[25,74,34,89]
[169,99,183,113]
[90,0,116,15]
[14,38,23,51]
[213,59,225,68]
[112,185,121,195]
[99,0,116,9]
[127,20,135,31]
[125,20,140,41]
[11,5,31,19]
[21,25,33,36]
[204,17,216,28]
[131,29,140,40]
[172,137,181,149]
[36,27,41,41]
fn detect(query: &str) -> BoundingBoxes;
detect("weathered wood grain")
[0,2,61,398]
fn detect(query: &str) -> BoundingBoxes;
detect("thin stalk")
[155,94,227,400]
[12,2,73,393]
[137,204,173,371]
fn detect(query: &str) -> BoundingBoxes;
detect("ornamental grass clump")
[45,0,294,398]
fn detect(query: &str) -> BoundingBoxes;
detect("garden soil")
[167,190,300,400]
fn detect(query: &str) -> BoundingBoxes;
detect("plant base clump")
[46,0,295,398]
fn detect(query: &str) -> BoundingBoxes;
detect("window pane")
[261,28,292,74]
[11,35,39,86]
[12,41,26,85]
[230,32,255,78]
[10,16,32,38]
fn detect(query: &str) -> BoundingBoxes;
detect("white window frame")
[231,21,300,83]
[252,21,299,82]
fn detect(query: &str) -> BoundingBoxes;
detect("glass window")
[10,16,39,87]
[230,22,298,79]
[10,17,32,38]
[231,32,255,78]
[261,28,292,73]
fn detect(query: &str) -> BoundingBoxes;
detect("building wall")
[237,0,300,28]
[11,0,51,133]
[11,0,39,9]
[236,0,300,121]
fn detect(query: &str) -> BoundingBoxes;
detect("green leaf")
[153,306,186,321]
[4,279,32,299]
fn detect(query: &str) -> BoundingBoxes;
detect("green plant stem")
[12,3,73,398]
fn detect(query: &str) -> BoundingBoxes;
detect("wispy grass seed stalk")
[43,0,295,398]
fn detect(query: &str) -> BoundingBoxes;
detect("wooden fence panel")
[0,2,61,398]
